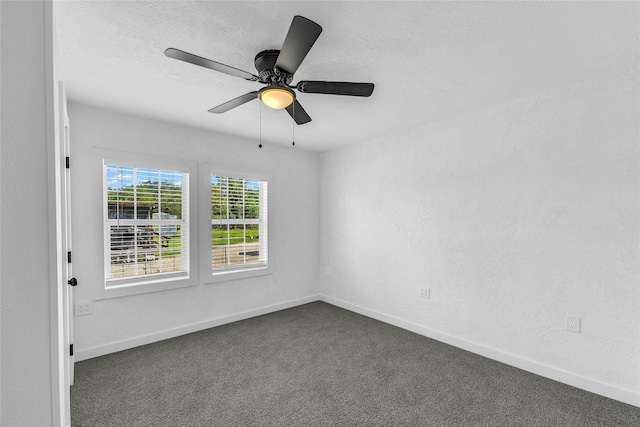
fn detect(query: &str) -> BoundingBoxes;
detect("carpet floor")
[71,302,640,426]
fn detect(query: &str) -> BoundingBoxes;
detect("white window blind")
[211,175,268,273]
[104,164,189,286]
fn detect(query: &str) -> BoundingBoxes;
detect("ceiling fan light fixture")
[259,86,295,109]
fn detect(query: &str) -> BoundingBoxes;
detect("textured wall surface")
[319,72,639,394]
[69,103,319,354]
[1,1,57,424]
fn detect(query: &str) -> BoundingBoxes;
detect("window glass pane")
[212,224,229,267]
[244,180,260,219]
[228,224,244,245]
[246,223,259,243]
[228,178,244,220]
[211,176,227,219]
[243,224,260,263]
[159,170,183,219]
[157,225,185,272]
[107,166,135,219]
[135,168,158,219]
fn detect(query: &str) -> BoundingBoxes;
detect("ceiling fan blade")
[165,48,259,82]
[296,81,374,97]
[208,92,259,113]
[275,16,322,75]
[285,99,312,125]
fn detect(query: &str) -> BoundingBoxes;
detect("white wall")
[1,1,59,424]
[319,72,639,404]
[68,103,319,358]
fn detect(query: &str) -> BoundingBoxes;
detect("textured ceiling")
[53,1,634,152]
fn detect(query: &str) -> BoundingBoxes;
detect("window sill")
[96,273,195,300]
[207,264,273,284]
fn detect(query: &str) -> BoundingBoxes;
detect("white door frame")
[60,79,75,389]
[44,1,72,424]
[48,76,73,426]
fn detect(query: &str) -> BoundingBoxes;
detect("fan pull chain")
[258,101,263,148]
[292,101,296,146]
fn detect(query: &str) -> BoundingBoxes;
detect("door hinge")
[67,251,72,263]
[70,344,74,356]
[65,156,70,169]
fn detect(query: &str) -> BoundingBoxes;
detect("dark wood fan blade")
[165,48,259,82]
[208,92,259,113]
[285,99,312,124]
[296,81,374,97]
[275,16,322,75]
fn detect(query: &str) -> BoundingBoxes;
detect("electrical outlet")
[74,301,93,316]
[566,315,580,333]
[420,288,430,299]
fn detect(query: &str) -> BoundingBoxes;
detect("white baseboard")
[75,295,321,362]
[320,295,640,408]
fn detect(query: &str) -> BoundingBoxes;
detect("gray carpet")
[71,302,640,426]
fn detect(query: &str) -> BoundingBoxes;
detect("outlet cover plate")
[74,301,93,316]
[566,315,580,333]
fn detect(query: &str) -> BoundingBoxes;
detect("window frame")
[200,163,272,284]
[97,151,198,299]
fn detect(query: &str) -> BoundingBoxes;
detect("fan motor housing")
[254,49,292,85]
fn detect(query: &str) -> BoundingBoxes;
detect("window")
[98,153,267,297]
[205,167,270,281]
[104,163,190,288]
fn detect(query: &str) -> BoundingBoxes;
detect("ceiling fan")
[165,15,374,125]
